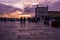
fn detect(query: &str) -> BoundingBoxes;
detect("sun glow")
[0,12,32,18]
[19,15,31,18]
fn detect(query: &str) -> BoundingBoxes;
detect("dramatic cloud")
[0,0,60,18]
[0,0,60,11]
[0,3,22,14]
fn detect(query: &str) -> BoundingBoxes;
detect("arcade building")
[35,5,48,18]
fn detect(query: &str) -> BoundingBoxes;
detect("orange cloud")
[0,10,34,18]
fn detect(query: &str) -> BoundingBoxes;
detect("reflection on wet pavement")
[0,21,60,40]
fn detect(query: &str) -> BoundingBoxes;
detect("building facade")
[49,11,60,17]
[35,5,48,18]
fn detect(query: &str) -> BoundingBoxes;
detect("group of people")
[0,16,60,26]
[20,17,41,23]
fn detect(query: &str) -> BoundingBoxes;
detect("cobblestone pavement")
[0,21,60,40]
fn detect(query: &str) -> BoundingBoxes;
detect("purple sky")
[0,0,60,18]
[0,0,60,11]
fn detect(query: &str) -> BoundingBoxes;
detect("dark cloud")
[24,6,35,13]
[49,1,60,11]
[52,1,60,6]
[0,3,22,14]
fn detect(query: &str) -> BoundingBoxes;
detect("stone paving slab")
[0,21,60,40]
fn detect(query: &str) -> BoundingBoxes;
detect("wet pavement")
[0,21,60,40]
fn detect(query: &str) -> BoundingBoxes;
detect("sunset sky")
[0,0,60,10]
[0,0,60,18]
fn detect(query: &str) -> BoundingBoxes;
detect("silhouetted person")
[27,17,31,23]
[42,16,44,19]
[0,17,2,21]
[23,17,26,23]
[20,17,23,25]
[37,18,40,22]
[44,17,49,25]
[20,17,23,22]
[35,18,38,23]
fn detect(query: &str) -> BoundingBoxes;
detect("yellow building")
[49,11,60,17]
